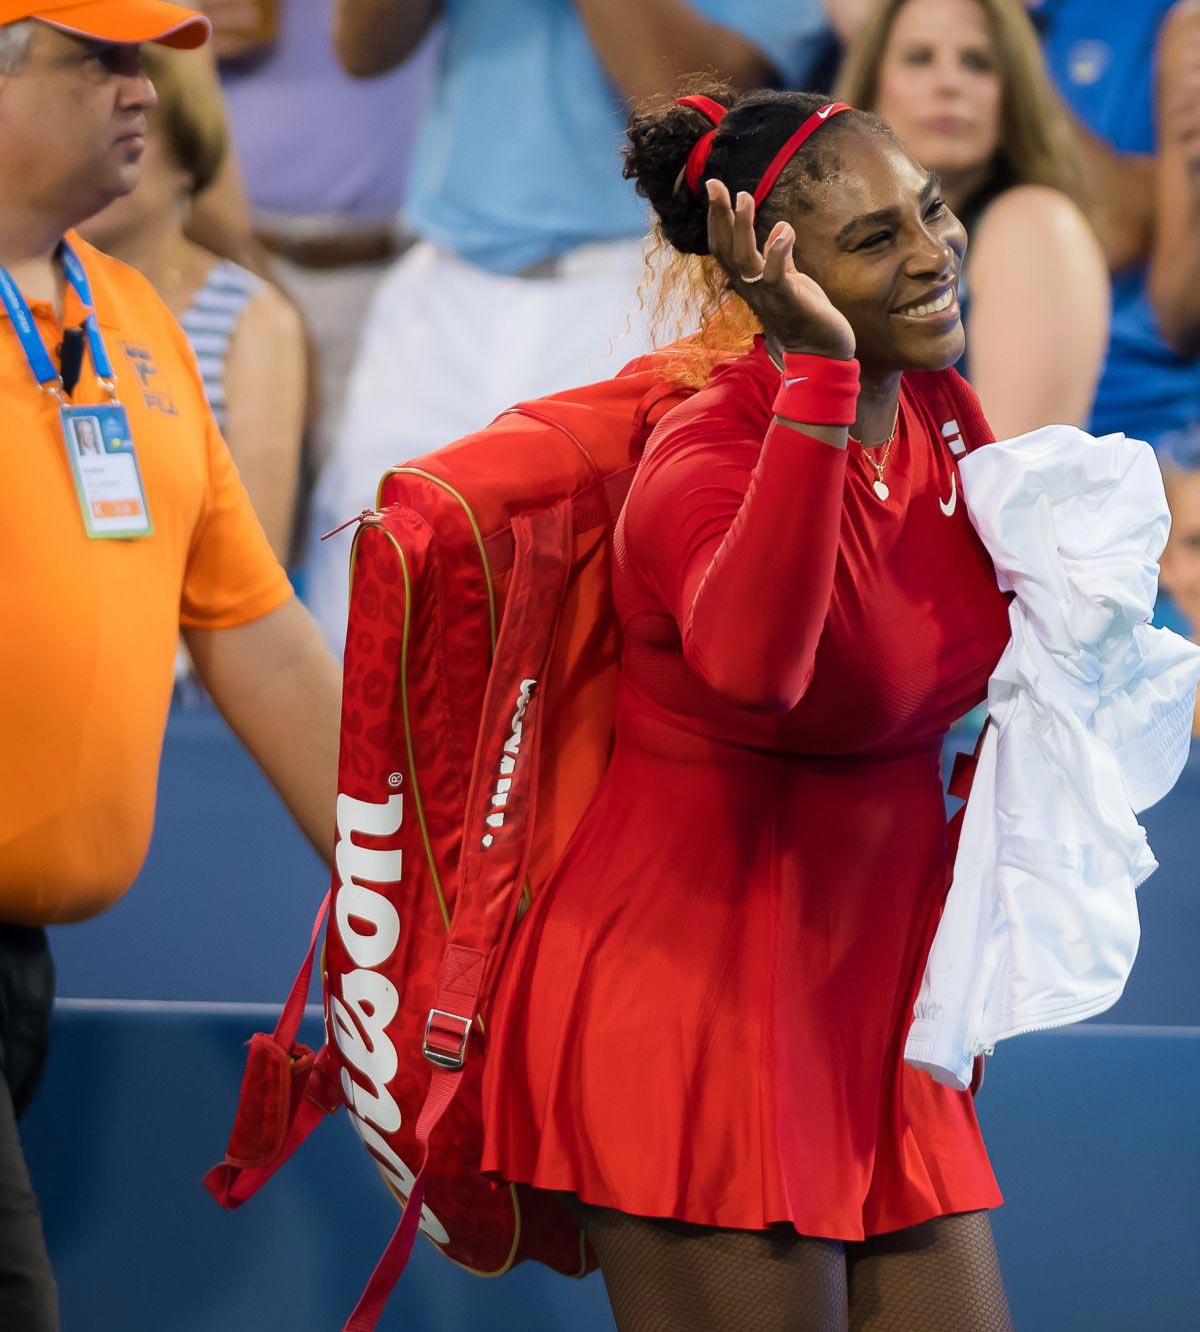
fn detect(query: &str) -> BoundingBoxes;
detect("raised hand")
[706,180,855,361]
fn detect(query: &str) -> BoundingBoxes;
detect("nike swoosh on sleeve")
[939,473,958,517]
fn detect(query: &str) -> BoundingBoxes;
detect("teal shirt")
[405,0,824,274]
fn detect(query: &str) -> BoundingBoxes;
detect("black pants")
[0,925,59,1331]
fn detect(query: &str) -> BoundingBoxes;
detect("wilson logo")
[481,678,537,849]
[329,791,449,1244]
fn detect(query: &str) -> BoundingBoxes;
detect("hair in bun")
[624,86,882,256]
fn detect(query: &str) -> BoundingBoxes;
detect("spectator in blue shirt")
[1028,0,1199,447]
[304,0,827,653]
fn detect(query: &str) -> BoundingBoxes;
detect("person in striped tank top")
[80,44,307,560]
[178,255,263,432]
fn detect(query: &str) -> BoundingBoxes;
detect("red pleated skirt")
[480,704,1002,1238]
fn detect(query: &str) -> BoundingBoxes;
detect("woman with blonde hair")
[835,0,1108,439]
[81,46,307,560]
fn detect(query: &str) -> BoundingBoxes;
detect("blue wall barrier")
[21,1010,1199,1331]
[24,709,1200,1329]
[22,1008,614,1332]
[48,709,329,1006]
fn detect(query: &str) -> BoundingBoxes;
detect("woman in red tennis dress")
[481,88,1015,1330]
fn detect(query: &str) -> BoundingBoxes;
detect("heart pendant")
[873,479,890,501]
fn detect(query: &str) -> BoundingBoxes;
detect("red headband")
[752,102,852,206]
[674,98,853,203]
[676,96,728,196]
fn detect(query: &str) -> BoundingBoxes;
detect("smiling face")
[873,0,1003,186]
[0,24,157,227]
[786,130,967,375]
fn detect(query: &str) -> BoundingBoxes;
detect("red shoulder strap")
[630,376,693,446]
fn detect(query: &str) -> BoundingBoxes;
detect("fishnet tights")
[847,1212,1014,1332]
[571,1201,1013,1332]
[574,1201,848,1332]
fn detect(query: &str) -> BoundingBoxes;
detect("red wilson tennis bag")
[205,353,693,1330]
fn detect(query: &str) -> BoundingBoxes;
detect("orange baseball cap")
[0,1,210,49]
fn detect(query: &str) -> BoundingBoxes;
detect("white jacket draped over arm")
[905,426,1200,1090]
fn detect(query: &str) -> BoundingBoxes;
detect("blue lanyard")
[0,241,116,394]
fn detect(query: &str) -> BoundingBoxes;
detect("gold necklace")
[850,408,900,502]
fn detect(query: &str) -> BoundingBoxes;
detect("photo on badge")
[68,414,104,458]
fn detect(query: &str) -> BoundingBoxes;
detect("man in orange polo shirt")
[0,5,343,1325]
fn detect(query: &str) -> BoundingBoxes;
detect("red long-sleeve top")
[614,339,1011,755]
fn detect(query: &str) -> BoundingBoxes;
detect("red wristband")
[772,353,860,427]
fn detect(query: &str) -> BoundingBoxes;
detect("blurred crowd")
[104,0,1200,658]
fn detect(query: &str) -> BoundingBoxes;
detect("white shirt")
[905,425,1200,1090]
